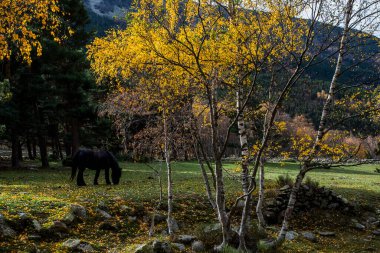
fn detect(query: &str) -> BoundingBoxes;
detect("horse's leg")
[94,169,100,185]
[105,167,111,185]
[77,167,86,186]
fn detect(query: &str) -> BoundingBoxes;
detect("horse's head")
[111,166,122,185]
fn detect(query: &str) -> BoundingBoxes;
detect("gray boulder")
[32,220,42,232]
[353,222,365,230]
[135,241,172,253]
[77,242,95,252]
[49,221,69,233]
[318,231,335,236]
[62,238,94,252]
[203,223,221,233]
[191,241,205,252]
[0,214,17,238]
[62,238,81,248]
[171,243,185,252]
[285,231,298,240]
[62,212,76,225]
[176,234,197,244]
[152,240,171,253]
[0,223,17,238]
[168,218,179,232]
[302,232,317,242]
[70,204,87,219]
[96,208,112,220]
[19,212,29,220]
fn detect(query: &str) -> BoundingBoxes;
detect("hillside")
[84,0,131,33]
[83,0,379,80]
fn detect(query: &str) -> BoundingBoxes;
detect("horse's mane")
[106,151,120,170]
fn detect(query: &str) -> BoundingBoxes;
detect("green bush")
[275,174,293,187]
[304,176,319,188]
[221,245,241,253]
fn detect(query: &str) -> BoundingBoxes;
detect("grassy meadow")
[0,161,379,252]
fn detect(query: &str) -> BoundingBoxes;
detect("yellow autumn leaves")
[87,0,308,114]
[0,0,62,65]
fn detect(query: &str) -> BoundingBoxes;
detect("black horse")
[71,149,122,186]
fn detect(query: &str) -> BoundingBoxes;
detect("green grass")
[0,160,379,252]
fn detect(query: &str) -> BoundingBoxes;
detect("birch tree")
[86,0,380,251]
[257,0,380,249]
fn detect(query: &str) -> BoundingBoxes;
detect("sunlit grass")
[0,160,379,252]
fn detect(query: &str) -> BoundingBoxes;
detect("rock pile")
[264,184,355,224]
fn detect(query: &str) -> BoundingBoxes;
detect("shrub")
[275,174,293,187]
[304,176,319,188]
[221,245,241,253]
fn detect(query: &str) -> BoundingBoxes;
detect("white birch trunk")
[256,158,266,229]
[236,88,252,251]
[163,114,174,235]
[208,80,231,249]
[265,0,354,248]
[237,89,250,194]
[215,159,231,249]
[195,143,217,209]
[274,170,306,245]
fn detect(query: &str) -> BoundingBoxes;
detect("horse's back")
[94,151,116,168]
[73,149,117,170]
[73,149,96,168]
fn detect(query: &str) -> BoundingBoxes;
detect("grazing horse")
[71,149,122,186]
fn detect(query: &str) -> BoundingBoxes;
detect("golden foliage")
[87,0,308,112]
[0,0,62,64]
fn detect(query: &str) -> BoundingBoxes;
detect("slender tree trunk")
[27,138,34,160]
[209,83,231,249]
[236,89,252,251]
[57,137,63,160]
[52,136,58,159]
[198,139,216,189]
[32,139,37,159]
[163,114,174,235]
[184,150,188,161]
[195,143,216,209]
[18,141,23,161]
[215,158,232,249]
[72,119,80,156]
[307,0,353,160]
[266,1,354,248]
[266,169,306,248]
[64,123,71,157]
[38,134,49,168]
[238,193,252,252]
[256,158,266,229]
[11,131,20,168]
[237,89,250,194]
[149,165,163,237]
[26,136,35,160]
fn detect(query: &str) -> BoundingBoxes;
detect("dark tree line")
[0,0,121,168]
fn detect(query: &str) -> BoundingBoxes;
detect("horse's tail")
[70,151,79,181]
